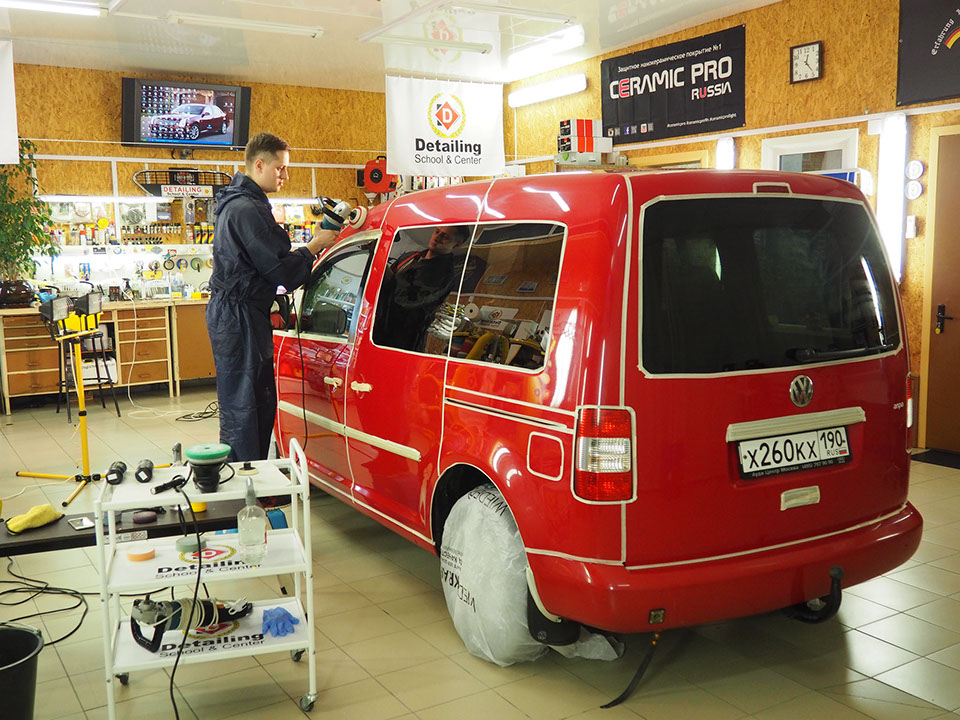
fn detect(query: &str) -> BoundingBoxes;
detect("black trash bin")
[0,624,44,720]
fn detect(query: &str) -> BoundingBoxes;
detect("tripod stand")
[16,325,106,507]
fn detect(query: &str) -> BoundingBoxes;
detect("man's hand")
[306,227,339,256]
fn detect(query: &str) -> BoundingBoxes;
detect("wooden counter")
[0,298,213,413]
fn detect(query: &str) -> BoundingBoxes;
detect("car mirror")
[309,301,348,335]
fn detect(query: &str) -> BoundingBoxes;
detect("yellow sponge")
[6,503,64,535]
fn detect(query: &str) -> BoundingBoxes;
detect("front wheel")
[188,124,200,140]
[439,484,548,666]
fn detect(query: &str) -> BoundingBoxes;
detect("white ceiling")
[0,0,782,91]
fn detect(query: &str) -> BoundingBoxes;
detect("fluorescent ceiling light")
[0,0,101,16]
[507,72,586,108]
[168,12,323,38]
[876,112,907,282]
[41,195,169,204]
[450,2,573,24]
[268,198,319,205]
[369,34,492,54]
[508,24,584,67]
[716,137,735,169]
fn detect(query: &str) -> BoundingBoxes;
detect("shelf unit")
[93,442,317,718]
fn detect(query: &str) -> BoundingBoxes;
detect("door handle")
[350,381,372,393]
[936,304,955,334]
[323,376,342,389]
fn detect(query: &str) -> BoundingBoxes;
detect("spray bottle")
[237,476,267,565]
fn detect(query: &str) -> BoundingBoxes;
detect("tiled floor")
[3,388,960,719]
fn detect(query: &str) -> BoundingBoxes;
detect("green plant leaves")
[0,138,57,280]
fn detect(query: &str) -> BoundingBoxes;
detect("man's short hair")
[245,132,290,168]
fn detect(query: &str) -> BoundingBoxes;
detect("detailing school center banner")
[898,1,960,105]
[601,25,745,145]
[386,76,505,177]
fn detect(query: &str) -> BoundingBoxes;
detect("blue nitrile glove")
[262,607,299,637]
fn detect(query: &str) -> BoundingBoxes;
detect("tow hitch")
[784,566,845,624]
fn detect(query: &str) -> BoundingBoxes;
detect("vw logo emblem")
[790,375,814,407]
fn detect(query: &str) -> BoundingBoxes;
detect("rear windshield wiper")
[789,343,897,363]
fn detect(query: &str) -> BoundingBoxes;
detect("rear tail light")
[574,408,634,502]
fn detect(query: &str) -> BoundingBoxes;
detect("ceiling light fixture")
[368,34,492,55]
[507,72,586,108]
[508,24,584,68]
[168,12,323,39]
[449,2,573,24]
[0,0,101,16]
[40,195,170,204]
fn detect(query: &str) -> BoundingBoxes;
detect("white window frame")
[760,129,859,171]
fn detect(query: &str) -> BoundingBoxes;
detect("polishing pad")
[237,462,258,476]
[175,535,207,553]
[126,545,155,562]
[132,510,157,524]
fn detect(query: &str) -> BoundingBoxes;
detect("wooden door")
[923,129,960,452]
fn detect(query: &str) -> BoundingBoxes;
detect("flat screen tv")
[121,77,251,149]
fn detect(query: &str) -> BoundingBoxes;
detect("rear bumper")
[527,503,922,633]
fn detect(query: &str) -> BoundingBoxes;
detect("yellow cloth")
[6,503,64,535]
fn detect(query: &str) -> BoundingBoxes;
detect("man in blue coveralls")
[207,132,338,461]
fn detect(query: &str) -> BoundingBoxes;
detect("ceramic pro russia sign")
[386,76,505,176]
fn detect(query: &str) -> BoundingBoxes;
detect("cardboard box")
[558,136,613,153]
[69,358,118,384]
[559,119,602,137]
[555,151,604,166]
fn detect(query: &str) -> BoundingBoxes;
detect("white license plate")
[738,426,851,479]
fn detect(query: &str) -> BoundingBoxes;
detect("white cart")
[93,440,317,719]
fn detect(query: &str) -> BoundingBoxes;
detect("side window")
[453,223,564,370]
[299,241,374,339]
[372,224,476,354]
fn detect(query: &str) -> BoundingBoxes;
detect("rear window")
[642,197,900,374]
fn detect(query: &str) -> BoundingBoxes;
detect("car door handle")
[350,381,372,393]
[323,377,342,389]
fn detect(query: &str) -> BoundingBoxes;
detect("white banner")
[386,76,504,177]
[380,1,501,80]
[1,40,18,165]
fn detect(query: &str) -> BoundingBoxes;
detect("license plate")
[737,426,851,479]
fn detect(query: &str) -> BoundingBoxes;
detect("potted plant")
[0,138,57,307]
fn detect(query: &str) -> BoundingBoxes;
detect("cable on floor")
[175,401,219,422]
[0,558,88,645]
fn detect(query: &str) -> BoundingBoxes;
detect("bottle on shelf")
[237,477,267,565]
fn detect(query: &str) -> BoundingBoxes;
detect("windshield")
[642,196,900,374]
[173,104,205,115]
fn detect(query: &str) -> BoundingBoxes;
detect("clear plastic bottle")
[237,477,267,565]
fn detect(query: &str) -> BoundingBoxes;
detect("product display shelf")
[93,442,318,718]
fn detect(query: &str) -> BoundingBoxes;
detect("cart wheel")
[299,693,316,712]
[290,649,304,662]
[116,673,129,686]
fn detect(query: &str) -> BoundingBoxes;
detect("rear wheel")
[439,484,548,666]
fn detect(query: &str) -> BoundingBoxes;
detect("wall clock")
[791,41,822,83]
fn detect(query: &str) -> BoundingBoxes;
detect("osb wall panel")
[506,0,903,162]
[35,159,113,196]
[13,63,386,193]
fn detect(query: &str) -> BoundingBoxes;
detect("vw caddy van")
[273,169,922,638]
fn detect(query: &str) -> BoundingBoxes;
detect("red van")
[273,169,921,638]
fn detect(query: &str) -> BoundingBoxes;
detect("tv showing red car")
[122,78,251,148]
